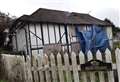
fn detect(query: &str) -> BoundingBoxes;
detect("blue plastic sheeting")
[75,25,110,54]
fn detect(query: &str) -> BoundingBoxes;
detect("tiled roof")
[16,8,113,26]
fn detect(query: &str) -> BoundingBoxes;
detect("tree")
[0,11,15,51]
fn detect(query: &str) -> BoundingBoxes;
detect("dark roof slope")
[68,12,107,25]
[16,8,113,26]
[31,8,69,23]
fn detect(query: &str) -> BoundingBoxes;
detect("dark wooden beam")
[40,23,44,45]
[64,24,69,53]
[53,24,57,43]
[24,27,29,55]
[47,23,50,44]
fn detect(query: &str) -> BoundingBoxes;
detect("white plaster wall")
[106,26,113,48]
[43,24,49,44]
[12,25,29,54]
[67,25,77,43]
[54,24,60,43]
[29,24,37,48]
[16,28,26,51]
[42,24,66,44]
[49,24,55,43]
[36,24,42,47]
[29,24,43,43]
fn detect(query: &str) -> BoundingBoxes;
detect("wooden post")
[96,50,105,82]
[32,55,39,82]
[37,55,45,82]
[25,56,33,82]
[115,48,120,82]
[105,48,115,82]
[87,50,96,82]
[50,53,58,82]
[57,53,64,82]
[79,51,87,82]
[44,54,51,82]
[64,53,72,82]
[71,52,79,82]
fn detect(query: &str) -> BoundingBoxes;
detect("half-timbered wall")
[13,23,113,55]
[67,25,77,43]
[67,25,95,43]
[28,23,67,55]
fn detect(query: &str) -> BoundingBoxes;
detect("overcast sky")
[0,0,119,26]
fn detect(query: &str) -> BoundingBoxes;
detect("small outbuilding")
[11,8,113,55]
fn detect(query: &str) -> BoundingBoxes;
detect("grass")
[0,80,7,82]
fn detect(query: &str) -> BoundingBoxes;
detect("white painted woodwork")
[79,51,85,65]
[29,49,117,82]
[50,53,58,82]
[115,48,120,82]
[87,50,93,61]
[37,55,45,82]
[32,55,39,82]
[57,53,64,82]
[1,48,119,82]
[44,54,51,82]
[96,50,105,82]
[64,53,72,82]
[87,50,96,82]
[105,48,115,82]
[25,56,33,82]
[79,51,87,82]
[71,52,79,82]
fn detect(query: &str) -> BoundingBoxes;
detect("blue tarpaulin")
[76,25,110,54]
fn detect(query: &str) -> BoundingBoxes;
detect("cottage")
[11,8,113,55]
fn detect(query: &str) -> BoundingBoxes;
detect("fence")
[1,48,120,82]
[29,48,120,82]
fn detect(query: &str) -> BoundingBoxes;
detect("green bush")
[113,42,120,49]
